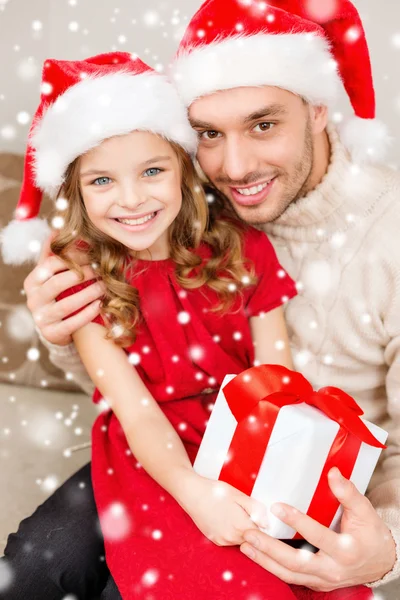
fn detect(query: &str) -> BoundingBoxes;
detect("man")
[2,0,399,597]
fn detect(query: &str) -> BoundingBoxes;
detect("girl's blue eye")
[143,168,162,177]
[93,177,112,186]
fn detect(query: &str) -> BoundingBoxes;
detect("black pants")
[0,462,120,600]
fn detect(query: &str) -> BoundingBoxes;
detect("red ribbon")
[218,365,385,538]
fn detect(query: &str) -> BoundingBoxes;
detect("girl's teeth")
[236,181,269,196]
[118,212,156,225]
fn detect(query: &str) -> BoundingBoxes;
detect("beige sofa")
[0,153,97,554]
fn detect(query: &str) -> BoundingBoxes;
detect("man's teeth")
[236,181,270,196]
[117,212,156,225]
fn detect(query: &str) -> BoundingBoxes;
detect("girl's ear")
[310,104,329,135]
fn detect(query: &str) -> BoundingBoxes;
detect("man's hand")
[24,233,105,346]
[240,468,396,591]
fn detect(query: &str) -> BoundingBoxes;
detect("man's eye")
[143,168,162,177]
[253,122,274,133]
[93,177,112,186]
[199,130,221,140]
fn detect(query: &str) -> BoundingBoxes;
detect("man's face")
[189,86,324,225]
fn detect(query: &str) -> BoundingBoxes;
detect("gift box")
[194,365,388,539]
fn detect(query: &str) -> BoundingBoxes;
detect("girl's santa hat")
[171,0,389,164]
[1,52,198,265]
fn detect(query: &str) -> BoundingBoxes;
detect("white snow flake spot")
[277,269,286,278]
[101,502,131,541]
[143,11,159,27]
[16,111,30,125]
[189,345,204,361]
[1,125,16,140]
[41,475,58,493]
[274,340,285,350]
[177,311,190,325]
[52,216,65,229]
[41,82,53,95]
[171,355,179,363]
[32,20,43,31]
[392,33,400,49]
[7,305,35,342]
[55,197,69,211]
[222,570,233,581]
[142,569,159,587]
[68,21,79,32]
[0,558,14,591]
[213,335,221,343]
[345,26,361,43]
[233,331,242,341]
[166,386,174,394]
[152,529,162,540]
[128,352,141,365]
[27,347,40,361]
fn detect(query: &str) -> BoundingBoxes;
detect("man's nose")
[221,138,258,183]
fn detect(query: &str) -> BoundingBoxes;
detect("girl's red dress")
[60,227,372,600]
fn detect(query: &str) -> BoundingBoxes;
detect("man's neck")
[306,128,331,195]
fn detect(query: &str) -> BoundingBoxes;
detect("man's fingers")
[328,468,372,518]
[242,528,324,577]
[28,266,103,313]
[42,299,102,342]
[36,280,105,326]
[270,504,339,556]
[240,541,330,589]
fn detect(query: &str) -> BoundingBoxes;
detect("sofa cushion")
[0,153,79,391]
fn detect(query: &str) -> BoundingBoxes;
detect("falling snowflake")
[0,560,13,592]
[142,568,159,587]
[143,10,159,27]
[101,502,132,540]
[31,20,43,31]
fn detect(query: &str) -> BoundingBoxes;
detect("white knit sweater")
[44,125,400,587]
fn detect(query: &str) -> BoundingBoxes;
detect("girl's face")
[79,131,183,260]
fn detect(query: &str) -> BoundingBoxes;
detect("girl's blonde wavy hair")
[50,139,257,347]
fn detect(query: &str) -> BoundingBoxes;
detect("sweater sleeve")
[36,278,105,396]
[365,268,400,587]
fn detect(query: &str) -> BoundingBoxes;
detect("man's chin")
[229,196,284,226]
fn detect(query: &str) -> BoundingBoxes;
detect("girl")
[1,52,372,600]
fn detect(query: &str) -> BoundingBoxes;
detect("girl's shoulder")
[241,225,276,262]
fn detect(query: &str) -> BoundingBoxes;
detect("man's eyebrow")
[189,118,216,129]
[244,104,288,123]
[189,104,287,130]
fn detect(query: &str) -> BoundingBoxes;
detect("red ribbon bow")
[218,364,385,538]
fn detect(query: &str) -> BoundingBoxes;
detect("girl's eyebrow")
[80,169,113,178]
[80,156,172,178]
[139,155,172,167]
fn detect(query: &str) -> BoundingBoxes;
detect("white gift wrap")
[194,375,388,539]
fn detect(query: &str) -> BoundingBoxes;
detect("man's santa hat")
[171,0,389,163]
[1,52,197,265]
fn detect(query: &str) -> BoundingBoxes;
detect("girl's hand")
[178,471,268,546]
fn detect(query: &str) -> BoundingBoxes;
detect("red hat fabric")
[171,0,389,163]
[1,52,197,265]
